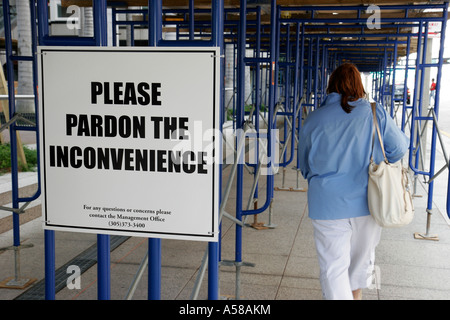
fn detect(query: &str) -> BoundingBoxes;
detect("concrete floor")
[0,126,449,301]
[0,157,449,301]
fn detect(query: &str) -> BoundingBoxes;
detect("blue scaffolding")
[276,3,449,242]
[0,0,449,300]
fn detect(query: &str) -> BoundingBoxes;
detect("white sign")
[38,47,220,241]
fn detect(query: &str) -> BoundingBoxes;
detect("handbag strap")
[370,102,388,163]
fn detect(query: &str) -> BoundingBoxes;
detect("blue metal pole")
[148,0,162,300]
[293,22,300,166]
[27,0,41,204]
[112,8,117,46]
[36,0,49,43]
[148,238,161,299]
[251,7,261,200]
[94,0,111,300]
[148,0,162,46]
[372,73,375,101]
[2,0,19,249]
[321,44,327,104]
[401,37,411,132]
[266,0,276,201]
[274,6,281,105]
[300,24,305,97]
[255,7,261,133]
[240,42,275,216]
[208,0,223,300]
[296,23,305,170]
[189,0,195,40]
[430,3,448,214]
[307,39,312,107]
[410,23,426,175]
[381,48,387,109]
[281,25,289,167]
[391,41,398,118]
[207,241,219,300]
[235,0,246,266]
[35,0,56,300]
[278,23,297,168]
[97,234,110,300]
[44,230,55,300]
[232,42,237,130]
[418,22,429,121]
[433,3,448,127]
[314,37,319,109]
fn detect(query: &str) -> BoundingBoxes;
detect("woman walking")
[298,63,409,300]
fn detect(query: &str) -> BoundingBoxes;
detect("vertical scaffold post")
[391,41,398,118]
[314,37,320,109]
[401,37,411,132]
[2,0,21,286]
[94,0,111,300]
[296,22,305,172]
[147,0,162,300]
[145,0,223,300]
[148,236,161,300]
[1,0,40,292]
[38,0,112,299]
[44,229,55,299]
[418,3,448,240]
[234,0,246,299]
[428,3,448,210]
[208,0,224,300]
[36,0,55,300]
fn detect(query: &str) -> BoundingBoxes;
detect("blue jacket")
[298,93,409,220]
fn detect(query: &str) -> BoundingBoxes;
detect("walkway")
[0,149,449,300]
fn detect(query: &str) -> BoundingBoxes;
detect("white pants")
[311,215,382,300]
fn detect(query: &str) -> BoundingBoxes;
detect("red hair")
[327,63,366,113]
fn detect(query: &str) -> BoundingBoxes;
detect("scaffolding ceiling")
[60,0,446,6]
[59,0,449,69]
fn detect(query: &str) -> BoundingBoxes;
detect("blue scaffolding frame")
[1,0,449,300]
[277,3,449,241]
[1,0,41,290]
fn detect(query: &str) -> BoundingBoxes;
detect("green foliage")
[0,143,38,174]
[22,145,38,171]
[0,144,11,171]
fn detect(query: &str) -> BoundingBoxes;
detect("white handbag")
[367,103,414,228]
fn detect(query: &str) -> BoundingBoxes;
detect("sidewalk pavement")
[0,158,448,300]
[0,125,449,300]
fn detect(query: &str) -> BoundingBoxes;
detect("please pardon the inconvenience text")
[48,81,209,174]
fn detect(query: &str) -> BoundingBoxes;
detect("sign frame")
[38,46,220,242]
